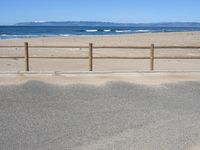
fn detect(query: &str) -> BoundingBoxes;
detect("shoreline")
[1,31,200,42]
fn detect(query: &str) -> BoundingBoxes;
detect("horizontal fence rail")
[0,42,200,72]
[1,56,200,59]
[1,45,200,49]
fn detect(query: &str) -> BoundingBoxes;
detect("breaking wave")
[85,30,98,32]
[115,30,132,33]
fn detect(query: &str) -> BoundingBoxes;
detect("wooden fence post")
[24,42,29,71]
[89,43,93,71]
[150,44,154,71]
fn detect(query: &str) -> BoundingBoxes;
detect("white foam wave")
[0,34,68,39]
[86,30,98,32]
[0,34,8,36]
[59,34,70,37]
[134,30,151,33]
[0,34,38,40]
[0,34,34,38]
[104,30,111,32]
[115,30,132,33]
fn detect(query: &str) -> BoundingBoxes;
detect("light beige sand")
[191,145,200,150]
[0,32,200,72]
[0,72,200,86]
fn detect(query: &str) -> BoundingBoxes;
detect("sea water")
[1,26,200,39]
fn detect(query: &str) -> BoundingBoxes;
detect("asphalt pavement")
[0,81,200,150]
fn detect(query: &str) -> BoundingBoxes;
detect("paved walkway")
[0,80,200,150]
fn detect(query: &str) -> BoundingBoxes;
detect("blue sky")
[0,0,200,25]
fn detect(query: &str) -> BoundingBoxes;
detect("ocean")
[1,26,200,40]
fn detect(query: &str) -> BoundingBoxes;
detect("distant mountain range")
[14,21,200,27]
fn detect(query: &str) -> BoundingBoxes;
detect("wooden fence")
[0,42,200,71]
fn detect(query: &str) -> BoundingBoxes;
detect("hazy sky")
[0,0,200,25]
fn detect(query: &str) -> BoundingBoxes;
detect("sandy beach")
[0,31,200,72]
